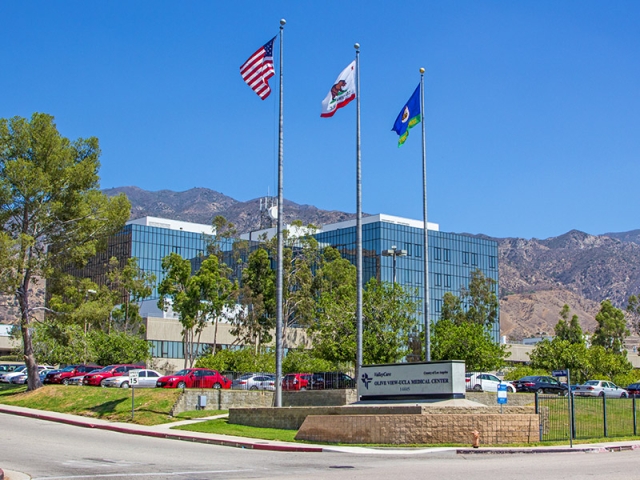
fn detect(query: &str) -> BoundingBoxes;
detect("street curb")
[457,444,640,455]
[0,407,322,453]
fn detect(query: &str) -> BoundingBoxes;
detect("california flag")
[320,61,357,118]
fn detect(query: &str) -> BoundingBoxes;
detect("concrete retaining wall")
[295,413,540,445]
[228,405,535,430]
[171,388,358,414]
[466,392,535,407]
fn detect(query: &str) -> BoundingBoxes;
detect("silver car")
[574,380,628,398]
[101,369,161,388]
[231,373,276,391]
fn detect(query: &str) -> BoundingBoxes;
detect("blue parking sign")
[497,383,508,405]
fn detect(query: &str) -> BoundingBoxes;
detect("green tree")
[282,347,335,374]
[89,330,151,366]
[432,269,506,370]
[529,339,591,384]
[0,113,130,390]
[107,257,156,334]
[310,247,357,364]
[232,247,276,352]
[591,300,629,355]
[196,347,275,373]
[431,319,509,371]
[157,253,235,368]
[554,304,583,344]
[626,294,640,335]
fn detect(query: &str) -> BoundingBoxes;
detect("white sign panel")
[358,361,466,400]
[129,371,139,386]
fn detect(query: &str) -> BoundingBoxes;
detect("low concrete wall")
[171,390,274,414]
[295,413,540,445]
[228,404,535,430]
[171,388,358,414]
[283,389,357,406]
[466,392,535,407]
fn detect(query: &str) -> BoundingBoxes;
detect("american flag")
[240,37,276,100]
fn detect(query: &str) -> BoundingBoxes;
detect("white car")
[574,380,628,398]
[466,372,515,393]
[100,369,162,388]
[1,365,53,383]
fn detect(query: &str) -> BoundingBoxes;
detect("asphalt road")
[2,412,640,480]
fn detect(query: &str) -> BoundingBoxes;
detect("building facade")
[70,214,499,368]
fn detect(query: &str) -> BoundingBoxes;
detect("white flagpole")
[420,67,430,361]
[355,43,363,378]
[275,18,286,408]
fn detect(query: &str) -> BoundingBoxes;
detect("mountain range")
[103,187,640,342]
[4,186,637,344]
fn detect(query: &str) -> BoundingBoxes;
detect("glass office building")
[66,216,215,300]
[312,214,500,341]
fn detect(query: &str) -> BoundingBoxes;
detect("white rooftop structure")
[240,213,439,241]
[127,216,214,235]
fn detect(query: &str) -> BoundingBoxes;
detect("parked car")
[11,369,56,385]
[44,365,101,385]
[1,365,52,383]
[513,375,568,395]
[466,372,515,393]
[314,372,356,389]
[282,373,325,391]
[574,380,628,398]
[0,363,24,373]
[67,368,102,386]
[231,373,276,391]
[156,368,232,389]
[101,369,162,388]
[82,364,141,386]
[626,383,640,397]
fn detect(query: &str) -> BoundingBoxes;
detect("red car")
[82,364,140,386]
[282,373,324,391]
[155,368,231,389]
[44,365,101,385]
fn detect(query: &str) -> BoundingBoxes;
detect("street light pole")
[382,246,407,283]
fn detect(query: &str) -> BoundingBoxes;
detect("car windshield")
[61,366,77,372]
[96,366,114,372]
[174,369,190,376]
[584,380,600,386]
[518,376,537,382]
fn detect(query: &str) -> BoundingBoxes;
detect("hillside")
[3,186,638,344]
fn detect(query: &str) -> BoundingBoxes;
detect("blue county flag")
[240,37,276,100]
[321,61,357,118]
[392,84,421,146]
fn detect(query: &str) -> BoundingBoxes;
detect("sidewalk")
[2,403,640,457]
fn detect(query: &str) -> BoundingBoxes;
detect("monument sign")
[358,360,466,401]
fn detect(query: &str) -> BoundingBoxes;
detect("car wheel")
[177,381,186,389]
[536,388,545,394]
[473,384,483,392]
[599,391,605,397]
[121,382,130,389]
[300,387,307,391]
[62,379,69,386]
[508,386,515,393]
[559,389,568,397]
[249,385,258,391]
[213,382,222,389]
[621,392,628,398]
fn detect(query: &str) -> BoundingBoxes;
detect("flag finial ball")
[354,43,360,50]
[280,19,286,26]
[420,67,425,74]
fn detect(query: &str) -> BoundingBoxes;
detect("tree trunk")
[18,277,41,391]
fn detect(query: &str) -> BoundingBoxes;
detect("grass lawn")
[0,383,225,426]
[174,418,299,442]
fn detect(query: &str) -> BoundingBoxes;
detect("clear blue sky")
[2,1,639,240]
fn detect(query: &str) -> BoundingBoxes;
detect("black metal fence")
[221,371,356,391]
[536,393,639,441]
